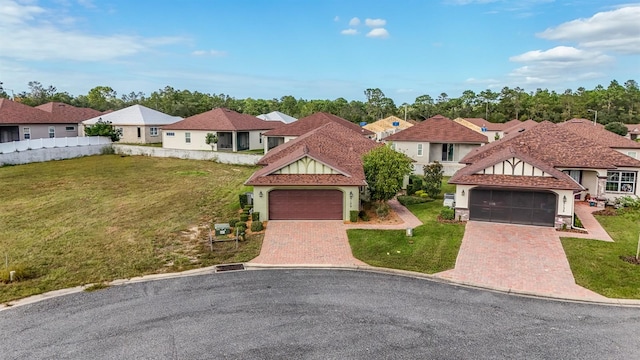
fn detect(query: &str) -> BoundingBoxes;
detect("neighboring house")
[161,108,279,152]
[450,121,640,228]
[246,122,380,221]
[625,124,640,140]
[454,118,521,142]
[503,119,538,135]
[363,116,413,141]
[257,111,297,124]
[261,112,375,153]
[0,99,100,143]
[81,105,181,144]
[559,118,640,160]
[384,115,489,176]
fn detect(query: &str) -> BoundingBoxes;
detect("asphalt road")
[1,269,638,359]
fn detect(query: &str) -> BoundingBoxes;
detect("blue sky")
[0,0,638,105]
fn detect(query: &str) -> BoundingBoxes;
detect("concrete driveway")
[435,221,607,301]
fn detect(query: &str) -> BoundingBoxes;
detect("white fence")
[0,136,111,154]
[113,145,262,166]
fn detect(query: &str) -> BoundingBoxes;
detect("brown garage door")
[269,190,343,220]
[469,189,557,227]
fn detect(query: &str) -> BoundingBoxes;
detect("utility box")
[214,223,231,236]
[443,193,456,208]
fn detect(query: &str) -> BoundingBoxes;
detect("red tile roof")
[559,119,640,149]
[385,115,489,143]
[36,102,103,123]
[0,99,52,124]
[246,122,381,186]
[262,112,374,137]
[162,108,280,131]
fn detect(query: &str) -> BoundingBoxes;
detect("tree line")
[1,79,639,125]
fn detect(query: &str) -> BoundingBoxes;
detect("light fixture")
[349,191,353,199]
[563,195,567,203]
[259,191,263,198]
[461,190,465,196]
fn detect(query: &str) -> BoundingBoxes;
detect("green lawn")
[0,155,260,303]
[561,209,640,299]
[348,180,465,273]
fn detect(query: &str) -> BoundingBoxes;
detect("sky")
[0,0,638,105]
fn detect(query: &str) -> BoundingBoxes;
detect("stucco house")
[624,124,640,141]
[257,111,297,124]
[246,122,380,221]
[454,118,521,142]
[384,115,489,176]
[0,99,101,143]
[261,112,375,153]
[363,116,413,141]
[161,108,279,152]
[81,105,181,144]
[450,121,640,228]
[559,118,640,160]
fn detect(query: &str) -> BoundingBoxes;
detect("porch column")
[232,131,237,152]
[596,175,607,198]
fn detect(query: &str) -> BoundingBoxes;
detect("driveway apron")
[436,221,607,301]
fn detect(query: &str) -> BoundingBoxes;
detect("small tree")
[362,145,413,203]
[423,161,444,199]
[205,132,218,151]
[84,119,121,142]
[604,122,628,136]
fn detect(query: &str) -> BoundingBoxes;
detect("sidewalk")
[563,201,613,242]
[344,198,423,230]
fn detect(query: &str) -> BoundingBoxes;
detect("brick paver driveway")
[436,221,607,301]
[250,220,366,266]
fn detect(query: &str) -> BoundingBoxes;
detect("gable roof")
[0,99,53,124]
[35,102,102,123]
[256,111,297,124]
[384,114,489,143]
[625,123,640,135]
[364,116,413,133]
[262,112,374,137]
[559,118,640,149]
[503,119,539,134]
[162,108,279,131]
[82,105,182,126]
[246,122,381,186]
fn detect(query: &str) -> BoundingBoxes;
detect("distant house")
[625,124,640,141]
[454,118,521,142]
[261,112,375,152]
[559,118,640,160]
[161,108,279,152]
[0,99,101,143]
[257,111,297,124]
[384,115,488,176]
[363,116,413,141]
[81,105,182,144]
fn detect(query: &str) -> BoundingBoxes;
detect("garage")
[269,189,343,220]
[469,189,557,227]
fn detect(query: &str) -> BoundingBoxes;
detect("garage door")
[469,189,556,227]
[269,190,343,220]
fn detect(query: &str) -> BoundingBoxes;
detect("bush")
[251,221,264,232]
[350,210,359,223]
[397,195,431,206]
[358,210,370,221]
[239,193,249,209]
[424,161,444,199]
[414,190,425,197]
[228,218,239,227]
[244,204,253,211]
[439,207,455,220]
[375,202,390,219]
[251,212,260,221]
[240,214,249,222]
[615,196,640,209]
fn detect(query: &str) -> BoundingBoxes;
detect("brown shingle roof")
[262,112,374,137]
[36,102,103,123]
[450,174,583,190]
[461,118,510,131]
[0,99,53,124]
[559,119,640,149]
[162,108,280,131]
[385,115,489,143]
[246,122,381,186]
[503,119,539,134]
[625,123,640,135]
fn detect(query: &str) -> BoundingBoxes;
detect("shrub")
[423,161,444,199]
[415,190,425,197]
[573,215,583,228]
[615,196,640,209]
[358,210,370,221]
[228,218,239,227]
[244,204,253,211]
[375,202,390,219]
[100,146,115,155]
[240,214,249,222]
[397,195,431,206]
[239,193,249,209]
[251,221,264,232]
[439,207,455,220]
[350,210,359,223]
[251,212,260,221]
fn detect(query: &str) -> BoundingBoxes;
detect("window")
[562,170,581,184]
[150,127,158,136]
[628,151,637,159]
[606,171,636,193]
[166,132,175,137]
[65,126,75,131]
[23,127,30,140]
[417,143,423,157]
[185,132,191,143]
[442,143,454,162]
[48,126,55,138]
[137,127,142,138]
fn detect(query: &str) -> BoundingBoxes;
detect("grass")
[0,155,260,303]
[348,179,465,273]
[561,208,640,299]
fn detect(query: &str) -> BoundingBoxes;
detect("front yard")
[0,155,261,303]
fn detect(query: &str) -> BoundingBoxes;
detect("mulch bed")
[556,228,588,234]
[620,255,640,265]
[592,207,618,216]
[436,216,466,224]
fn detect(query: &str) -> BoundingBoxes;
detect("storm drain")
[214,263,245,273]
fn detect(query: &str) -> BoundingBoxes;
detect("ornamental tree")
[84,119,122,142]
[604,122,628,136]
[362,144,413,203]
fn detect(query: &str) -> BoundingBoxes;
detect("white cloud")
[537,5,640,54]
[341,28,358,35]
[366,28,389,39]
[365,18,386,27]
[192,49,227,57]
[77,0,96,9]
[349,17,360,26]
[0,0,45,25]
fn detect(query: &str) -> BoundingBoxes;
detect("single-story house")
[0,99,101,143]
[384,114,489,176]
[246,121,380,221]
[559,118,640,160]
[261,112,375,153]
[363,115,413,141]
[450,121,640,228]
[81,105,182,144]
[454,118,521,142]
[624,124,640,141]
[257,111,297,124]
[161,108,279,152]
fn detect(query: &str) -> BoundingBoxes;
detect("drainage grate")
[214,263,245,273]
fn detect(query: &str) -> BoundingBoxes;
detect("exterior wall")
[116,125,162,144]
[163,129,266,151]
[479,157,551,177]
[113,144,261,165]
[19,124,79,140]
[392,140,481,176]
[274,157,339,175]
[0,143,110,166]
[251,185,360,221]
[614,148,640,159]
[249,131,263,151]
